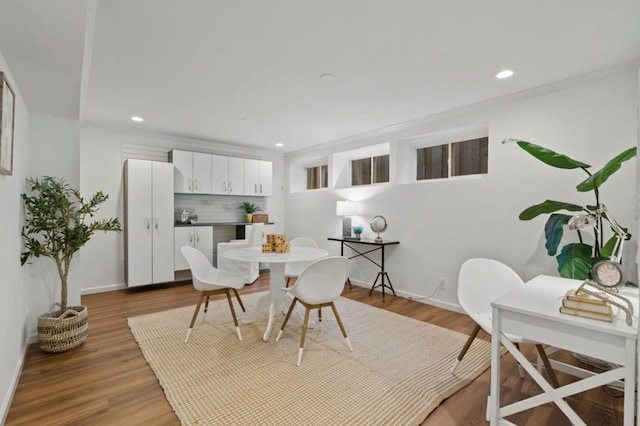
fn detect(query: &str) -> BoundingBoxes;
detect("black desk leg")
[368,246,396,299]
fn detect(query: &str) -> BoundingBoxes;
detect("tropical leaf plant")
[516,141,636,279]
[21,176,122,312]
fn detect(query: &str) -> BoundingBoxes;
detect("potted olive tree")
[21,176,122,352]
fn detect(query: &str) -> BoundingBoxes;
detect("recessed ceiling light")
[320,73,335,81]
[131,116,144,122]
[495,69,515,79]
[275,143,284,147]
[240,117,249,121]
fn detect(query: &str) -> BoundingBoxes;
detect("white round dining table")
[224,246,328,341]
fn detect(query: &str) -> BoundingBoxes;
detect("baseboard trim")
[81,283,127,295]
[347,279,464,313]
[1,340,29,425]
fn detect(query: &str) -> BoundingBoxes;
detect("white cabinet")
[125,159,175,287]
[244,159,273,196]
[170,150,212,194]
[212,154,245,195]
[174,226,213,271]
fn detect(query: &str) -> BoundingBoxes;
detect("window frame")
[409,127,488,182]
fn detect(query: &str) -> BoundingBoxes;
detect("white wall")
[79,126,286,293]
[26,113,81,330]
[285,68,639,310]
[0,54,30,424]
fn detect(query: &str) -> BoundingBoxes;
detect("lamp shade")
[336,200,361,216]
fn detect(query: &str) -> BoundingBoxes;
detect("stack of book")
[559,289,614,322]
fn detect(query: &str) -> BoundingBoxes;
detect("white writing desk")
[489,275,638,425]
[224,246,328,341]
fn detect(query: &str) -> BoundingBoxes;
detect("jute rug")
[128,292,492,425]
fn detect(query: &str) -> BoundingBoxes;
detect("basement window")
[352,154,389,186]
[417,137,488,180]
[306,164,328,190]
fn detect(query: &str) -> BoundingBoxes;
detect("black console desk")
[327,237,399,299]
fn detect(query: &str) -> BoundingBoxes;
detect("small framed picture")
[0,71,15,175]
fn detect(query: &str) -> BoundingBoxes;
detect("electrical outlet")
[438,277,446,289]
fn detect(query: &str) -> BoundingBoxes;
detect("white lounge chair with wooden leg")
[284,237,318,287]
[181,246,246,343]
[276,256,352,366]
[450,258,559,388]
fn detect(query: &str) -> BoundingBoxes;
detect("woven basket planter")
[38,305,88,353]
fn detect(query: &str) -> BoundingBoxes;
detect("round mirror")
[370,215,387,242]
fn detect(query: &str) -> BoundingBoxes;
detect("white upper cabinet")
[170,150,212,194]
[245,159,273,196]
[259,160,273,196]
[227,156,245,195]
[212,155,245,195]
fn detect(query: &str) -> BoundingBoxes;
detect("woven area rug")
[128,292,492,425]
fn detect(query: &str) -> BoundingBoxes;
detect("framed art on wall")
[0,71,15,175]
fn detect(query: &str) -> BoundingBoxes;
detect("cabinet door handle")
[229,182,232,193]
[254,183,258,194]
[194,178,199,192]
[196,231,200,243]
[189,231,193,243]
[260,184,263,194]
[188,178,192,192]
[146,217,150,229]
[154,217,159,229]
[223,180,227,193]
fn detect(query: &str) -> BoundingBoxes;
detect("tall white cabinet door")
[126,160,153,286]
[152,161,175,283]
[227,157,245,195]
[174,227,194,271]
[194,226,214,265]
[192,152,212,194]
[244,159,260,195]
[259,160,273,196]
[170,150,193,193]
[211,154,229,194]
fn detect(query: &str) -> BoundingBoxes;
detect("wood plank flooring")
[6,272,626,425]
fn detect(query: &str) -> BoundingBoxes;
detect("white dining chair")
[276,256,352,366]
[284,237,318,287]
[181,246,246,343]
[450,258,559,387]
[216,223,264,284]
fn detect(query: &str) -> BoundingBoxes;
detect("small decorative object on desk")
[189,213,198,224]
[252,213,269,223]
[353,226,363,239]
[370,215,387,243]
[559,281,634,325]
[264,234,289,253]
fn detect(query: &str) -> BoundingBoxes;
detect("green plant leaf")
[519,200,584,220]
[544,214,571,256]
[556,243,593,279]
[576,147,637,192]
[516,141,591,169]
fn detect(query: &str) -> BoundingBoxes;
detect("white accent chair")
[181,246,246,343]
[450,258,559,387]
[284,237,319,287]
[276,256,353,366]
[216,223,264,284]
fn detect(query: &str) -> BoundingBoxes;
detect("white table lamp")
[336,201,360,238]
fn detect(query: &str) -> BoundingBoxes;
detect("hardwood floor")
[7,272,626,425]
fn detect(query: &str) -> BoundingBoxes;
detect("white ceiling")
[0,0,639,153]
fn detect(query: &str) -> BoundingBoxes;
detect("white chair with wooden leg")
[181,246,246,343]
[276,256,352,366]
[284,237,318,287]
[216,223,264,284]
[450,258,559,388]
